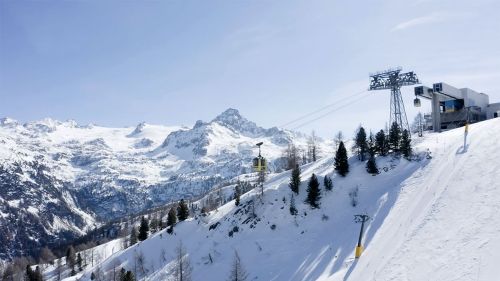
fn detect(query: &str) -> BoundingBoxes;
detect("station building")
[414,82,499,131]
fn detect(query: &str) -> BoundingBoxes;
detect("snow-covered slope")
[0,109,327,260]
[344,118,500,281]
[57,118,500,281]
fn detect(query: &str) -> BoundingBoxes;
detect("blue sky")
[1,0,499,137]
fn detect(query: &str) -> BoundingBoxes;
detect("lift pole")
[354,214,370,258]
[369,67,420,134]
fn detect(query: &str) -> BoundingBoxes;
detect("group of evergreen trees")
[333,123,413,177]
[128,199,191,245]
[24,265,43,281]
[288,165,334,211]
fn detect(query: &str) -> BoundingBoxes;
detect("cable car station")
[414,83,500,132]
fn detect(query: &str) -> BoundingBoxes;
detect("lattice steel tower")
[369,67,419,133]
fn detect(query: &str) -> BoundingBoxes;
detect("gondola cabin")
[253,156,266,172]
[253,142,267,172]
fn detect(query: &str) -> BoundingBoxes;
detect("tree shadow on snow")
[278,157,425,281]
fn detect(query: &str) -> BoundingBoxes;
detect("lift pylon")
[369,67,420,133]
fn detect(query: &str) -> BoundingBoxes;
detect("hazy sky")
[1,0,499,138]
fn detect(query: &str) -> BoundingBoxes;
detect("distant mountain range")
[0,108,328,260]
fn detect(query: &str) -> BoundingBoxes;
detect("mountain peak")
[210,108,265,136]
[128,121,147,136]
[0,117,19,127]
[212,108,243,123]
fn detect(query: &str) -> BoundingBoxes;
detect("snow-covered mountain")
[46,118,500,281]
[0,109,327,260]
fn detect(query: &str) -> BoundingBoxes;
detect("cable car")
[414,97,421,107]
[252,142,267,172]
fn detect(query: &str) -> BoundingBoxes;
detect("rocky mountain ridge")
[0,109,327,260]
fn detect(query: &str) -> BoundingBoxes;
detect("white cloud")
[392,13,446,31]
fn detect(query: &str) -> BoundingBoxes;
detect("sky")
[1,0,499,138]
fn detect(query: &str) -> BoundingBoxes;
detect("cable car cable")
[291,91,371,130]
[279,89,368,128]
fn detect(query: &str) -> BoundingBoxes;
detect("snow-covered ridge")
[0,109,328,260]
[51,118,500,281]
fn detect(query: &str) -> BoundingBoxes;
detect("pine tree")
[77,252,83,271]
[289,194,298,216]
[138,216,149,241]
[66,245,76,271]
[354,126,368,161]
[334,141,349,176]
[323,175,333,191]
[305,173,321,208]
[34,266,43,281]
[150,217,159,233]
[167,207,177,227]
[375,130,388,156]
[177,199,190,221]
[234,185,241,206]
[289,164,301,194]
[123,271,135,281]
[367,131,376,156]
[25,264,34,281]
[129,226,138,245]
[366,154,379,174]
[389,122,401,153]
[227,251,248,281]
[400,129,412,159]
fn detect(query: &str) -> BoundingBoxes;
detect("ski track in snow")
[345,119,500,281]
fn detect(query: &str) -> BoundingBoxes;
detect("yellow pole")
[355,246,363,258]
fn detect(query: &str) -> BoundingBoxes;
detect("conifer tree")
[167,207,177,227]
[289,194,298,216]
[334,141,349,176]
[324,175,333,191]
[177,199,190,221]
[138,216,149,241]
[66,245,76,271]
[234,185,241,206]
[400,129,412,159]
[354,126,368,161]
[150,217,159,233]
[289,164,301,194]
[122,271,135,281]
[129,226,138,245]
[25,265,34,281]
[367,132,376,156]
[389,122,401,153]
[77,253,83,271]
[305,173,321,208]
[366,154,379,175]
[375,130,388,156]
[34,266,43,281]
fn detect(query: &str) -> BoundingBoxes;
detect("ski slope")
[341,118,500,281]
[53,118,500,281]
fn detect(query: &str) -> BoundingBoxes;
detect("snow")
[49,118,500,281]
[341,118,500,281]
[16,115,500,281]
